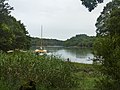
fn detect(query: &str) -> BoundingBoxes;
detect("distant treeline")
[31,34,96,48]
[31,37,64,46]
[64,34,95,48]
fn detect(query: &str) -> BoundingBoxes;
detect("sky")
[9,0,111,40]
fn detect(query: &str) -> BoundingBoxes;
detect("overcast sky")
[9,0,111,40]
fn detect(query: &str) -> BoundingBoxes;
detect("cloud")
[9,0,111,40]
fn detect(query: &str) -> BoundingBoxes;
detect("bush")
[94,36,120,90]
[0,52,77,89]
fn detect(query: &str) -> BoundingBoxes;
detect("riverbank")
[70,62,99,90]
[0,52,99,89]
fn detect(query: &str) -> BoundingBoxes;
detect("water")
[32,46,94,64]
[45,46,94,64]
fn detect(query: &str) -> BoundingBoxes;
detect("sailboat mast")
[40,25,43,49]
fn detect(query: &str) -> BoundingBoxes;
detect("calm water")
[45,46,94,64]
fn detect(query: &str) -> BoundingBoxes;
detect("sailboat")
[34,25,47,55]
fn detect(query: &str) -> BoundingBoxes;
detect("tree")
[94,2,120,89]
[0,23,14,51]
[95,0,120,36]
[106,9,120,36]
[0,0,31,52]
[64,34,95,47]
[0,0,13,15]
[31,37,64,47]
[80,0,103,11]
[0,15,31,51]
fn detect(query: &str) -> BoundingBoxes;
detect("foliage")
[80,0,103,11]
[95,0,120,36]
[31,37,64,47]
[94,36,120,90]
[31,34,95,48]
[71,62,99,90]
[0,23,14,51]
[0,0,13,15]
[106,8,120,36]
[64,34,95,48]
[0,0,31,52]
[94,3,120,89]
[0,15,31,52]
[0,52,77,89]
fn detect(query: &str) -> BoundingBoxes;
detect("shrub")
[0,52,77,89]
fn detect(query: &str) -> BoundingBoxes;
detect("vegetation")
[71,62,100,90]
[0,15,31,52]
[0,52,78,90]
[31,37,64,47]
[95,0,120,36]
[0,51,100,90]
[31,34,95,48]
[0,0,13,15]
[0,0,31,52]
[80,0,103,11]
[94,1,120,89]
[1,0,120,89]
[64,34,95,48]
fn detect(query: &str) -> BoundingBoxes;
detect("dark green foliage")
[0,23,14,51]
[0,15,31,51]
[0,0,31,52]
[94,3,120,89]
[94,36,120,90]
[19,80,36,90]
[106,8,120,36]
[31,34,95,48]
[0,52,77,89]
[95,0,120,36]
[80,0,103,11]
[71,62,99,90]
[31,37,64,47]
[0,0,13,15]
[64,34,95,48]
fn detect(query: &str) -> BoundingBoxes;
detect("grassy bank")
[0,51,100,90]
[71,62,100,90]
[0,52,78,90]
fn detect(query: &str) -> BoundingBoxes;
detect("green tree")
[94,5,120,89]
[0,23,14,51]
[64,34,95,47]
[95,0,120,36]
[0,15,31,51]
[0,0,13,15]
[31,37,64,47]
[0,0,31,52]
[81,0,103,11]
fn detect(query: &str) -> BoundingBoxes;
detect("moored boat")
[34,25,47,55]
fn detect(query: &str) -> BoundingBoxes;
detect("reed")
[0,51,77,89]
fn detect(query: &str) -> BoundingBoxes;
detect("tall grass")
[0,51,77,89]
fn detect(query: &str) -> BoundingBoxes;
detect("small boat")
[34,25,47,55]
[35,48,47,55]
[35,49,47,53]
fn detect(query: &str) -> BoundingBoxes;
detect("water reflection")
[45,47,94,64]
[31,46,94,64]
